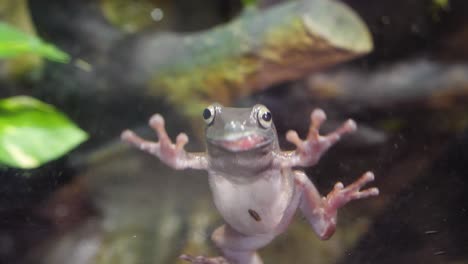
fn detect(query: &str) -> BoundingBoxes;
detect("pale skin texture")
[121,104,379,264]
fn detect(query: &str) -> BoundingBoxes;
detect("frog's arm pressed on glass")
[122,114,209,170]
[121,104,379,264]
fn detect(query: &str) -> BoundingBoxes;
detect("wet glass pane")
[0,0,467,263]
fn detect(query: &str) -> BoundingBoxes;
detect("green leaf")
[0,22,70,63]
[0,96,88,169]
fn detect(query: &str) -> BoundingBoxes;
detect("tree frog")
[121,103,379,264]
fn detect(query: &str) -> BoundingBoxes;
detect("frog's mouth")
[209,134,271,152]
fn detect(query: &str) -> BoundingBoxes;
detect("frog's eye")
[203,105,216,125]
[257,106,272,128]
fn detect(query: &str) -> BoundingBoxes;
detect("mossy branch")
[129,0,373,117]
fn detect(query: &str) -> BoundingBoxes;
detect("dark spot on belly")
[248,209,261,222]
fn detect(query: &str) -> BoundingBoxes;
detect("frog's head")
[203,103,278,154]
[203,103,278,175]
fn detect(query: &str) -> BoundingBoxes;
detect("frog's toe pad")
[180,254,229,264]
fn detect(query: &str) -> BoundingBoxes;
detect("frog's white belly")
[208,170,294,235]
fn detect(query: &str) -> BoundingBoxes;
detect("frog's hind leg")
[179,254,229,264]
[294,170,378,240]
[180,224,274,264]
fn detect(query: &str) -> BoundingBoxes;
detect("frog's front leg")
[121,114,208,170]
[277,109,356,168]
[294,171,379,239]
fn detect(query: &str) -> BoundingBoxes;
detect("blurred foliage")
[241,0,258,8]
[0,0,50,77]
[100,0,171,33]
[0,22,70,63]
[0,96,88,169]
[433,0,450,10]
[431,0,450,20]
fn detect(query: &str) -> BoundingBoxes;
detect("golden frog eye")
[257,105,272,128]
[203,105,216,125]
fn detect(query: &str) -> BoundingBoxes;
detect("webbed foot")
[121,114,190,170]
[286,108,357,166]
[326,171,379,210]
